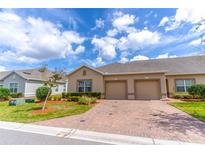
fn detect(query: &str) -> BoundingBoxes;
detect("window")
[175,79,195,92]
[9,83,18,93]
[55,85,59,92]
[63,84,66,92]
[78,80,92,92]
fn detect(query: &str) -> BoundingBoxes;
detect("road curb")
[0,121,199,145]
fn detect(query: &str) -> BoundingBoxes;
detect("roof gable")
[0,71,27,81]
[0,68,66,83]
[68,65,104,76]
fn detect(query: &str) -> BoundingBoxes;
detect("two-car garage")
[105,79,161,100]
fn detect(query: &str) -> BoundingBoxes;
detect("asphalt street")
[0,128,108,145]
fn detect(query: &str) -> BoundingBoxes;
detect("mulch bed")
[180,98,205,102]
[32,108,55,114]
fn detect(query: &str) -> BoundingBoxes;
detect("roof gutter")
[103,71,167,76]
[165,72,205,76]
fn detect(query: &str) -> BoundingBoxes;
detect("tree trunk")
[42,88,51,110]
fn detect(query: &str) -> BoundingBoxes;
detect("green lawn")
[171,102,205,122]
[0,101,92,123]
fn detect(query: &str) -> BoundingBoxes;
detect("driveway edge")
[0,121,199,145]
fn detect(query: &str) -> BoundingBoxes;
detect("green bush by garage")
[62,92,101,99]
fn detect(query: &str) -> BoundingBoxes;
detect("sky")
[0,8,205,72]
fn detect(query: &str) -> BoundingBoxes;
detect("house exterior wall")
[51,83,66,95]
[67,68,167,99]
[67,67,104,95]
[104,73,167,99]
[166,74,205,96]
[2,73,26,93]
[25,80,66,97]
[67,66,205,100]
[25,80,44,97]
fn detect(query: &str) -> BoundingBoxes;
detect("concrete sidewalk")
[0,121,199,145]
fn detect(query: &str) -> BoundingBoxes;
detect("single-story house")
[0,68,67,97]
[67,55,205,100]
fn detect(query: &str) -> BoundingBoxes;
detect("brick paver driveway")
[35,100,205,143]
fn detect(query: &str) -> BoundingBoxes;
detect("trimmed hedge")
[188,84,205,99]
[62,92,101,99]
[68,96,80,102]
[78,96,97,105]
[36,86,52,101]
[0,88,10,100]
[48,94,62,101]
[10,92,23,98]
[171,92,193,99]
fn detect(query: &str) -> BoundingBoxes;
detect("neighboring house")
[67,55,205,100]
[0,68,67,97]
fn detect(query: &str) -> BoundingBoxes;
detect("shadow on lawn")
[13,107,42,113]
[151,111,205,135]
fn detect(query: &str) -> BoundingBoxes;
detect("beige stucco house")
[67,55,205,100]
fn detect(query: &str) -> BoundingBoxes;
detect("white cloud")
[189,38,202,46]
[113,12,135,28]
[130,55,149,61]
[119,57,129,63]
[0,11,85,64]
[165,8,205,31]
[0,50,39,63]
[0,65,6,72]
[83,57,105,67]
[91,36,118,60]
[107,29,118,37]
[91,18,104,30]
[118,29,160,50]
[92,57,105,67]
[73,45,85,55]
[95,18,104,28]
[156,53,177,59]
[112,12,137,33]
[158,17,169,27]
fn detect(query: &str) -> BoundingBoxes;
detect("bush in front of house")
[62,92,101,99]
[36,86,52,101]
[188,84,205,99]
[78,96,97,105]
[10,92,23,98]
[171,92,193,99]
[0,88,10,100]
[48,94,62,101]
[69,96,80,102]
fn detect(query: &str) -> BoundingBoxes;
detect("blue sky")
[0,8,205,72]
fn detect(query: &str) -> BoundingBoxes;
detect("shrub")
[0,88,10,100]
[171,92,193,99]
[69,96,80,102]
[62,92,101,99]
[10,92,23,98]
[48,94,62,101]
[36,86,52,101]
[188,84,205,99]
[78,96,97,105]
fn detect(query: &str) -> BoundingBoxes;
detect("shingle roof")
[0,68,66,82]
[96,55,205,75]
